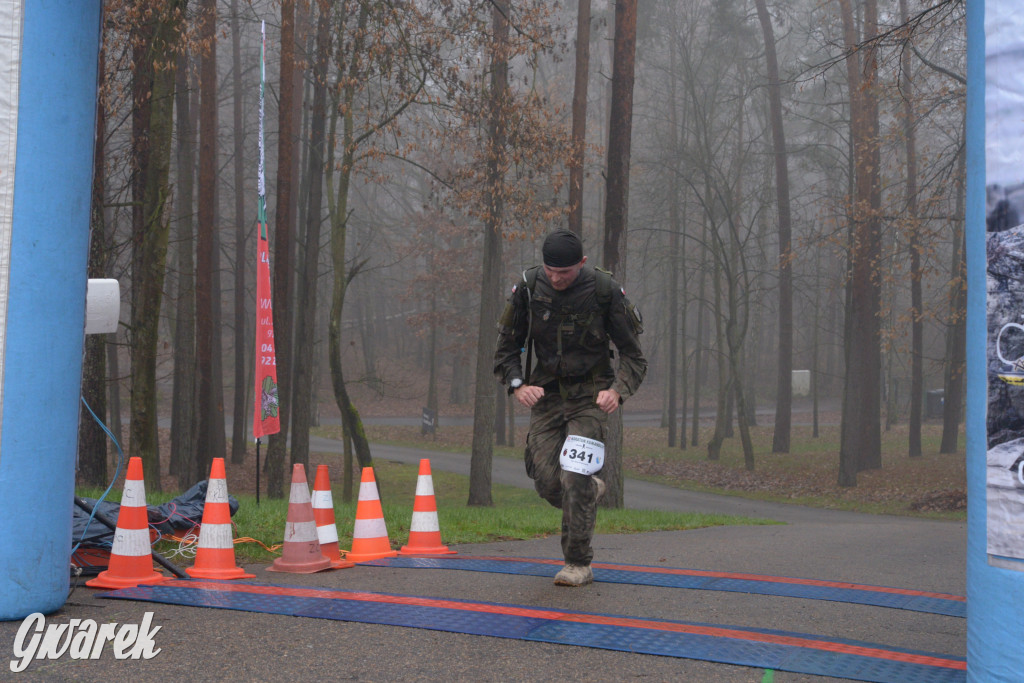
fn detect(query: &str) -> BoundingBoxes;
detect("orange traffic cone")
[186,458,254,580]
[399,459,456,555]
[87,457,164,589]
[267,464,333,573]
[344,467,398,562]
[311,465,355,569]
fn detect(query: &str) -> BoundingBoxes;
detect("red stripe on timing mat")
[171,580,965,671]
[463,556,966,602]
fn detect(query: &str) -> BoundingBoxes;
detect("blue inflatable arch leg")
[0,0,103,620]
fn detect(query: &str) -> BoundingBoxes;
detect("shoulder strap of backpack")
[520,266,542,384]
[594,266,613,308]
[522,265,541,293]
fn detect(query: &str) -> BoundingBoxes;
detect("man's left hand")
[596,389,621,414]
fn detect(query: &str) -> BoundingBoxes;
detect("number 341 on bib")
[559,435,605,475]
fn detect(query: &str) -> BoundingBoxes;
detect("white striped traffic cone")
[267,464,333,573]
[86,457,164,589]
[311,465,354,569]
[399,459,456,555]
[345,467,398,562]
[186,458,254,579]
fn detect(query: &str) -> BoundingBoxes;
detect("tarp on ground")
[72,480,240,548]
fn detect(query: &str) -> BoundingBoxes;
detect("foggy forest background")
[74,0,967,502]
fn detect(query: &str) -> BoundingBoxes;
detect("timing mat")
[101,579,965,683]
[361,556,967,618]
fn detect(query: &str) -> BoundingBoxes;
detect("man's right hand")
[513,384,545,408]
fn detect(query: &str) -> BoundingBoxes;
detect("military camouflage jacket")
[493,265,647,400]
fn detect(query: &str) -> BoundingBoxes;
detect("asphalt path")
[2,429,966,682]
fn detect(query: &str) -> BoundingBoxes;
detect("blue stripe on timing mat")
[360,557,966,618]
[100,580,965,683]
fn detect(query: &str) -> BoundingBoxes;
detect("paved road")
[2,432,966,682]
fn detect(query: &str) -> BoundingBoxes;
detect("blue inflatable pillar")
[970,1,1024,679]
[0,1,103,620]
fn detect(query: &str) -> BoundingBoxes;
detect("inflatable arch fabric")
[0,0,103,620]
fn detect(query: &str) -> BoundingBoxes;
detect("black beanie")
[542,230,583,267]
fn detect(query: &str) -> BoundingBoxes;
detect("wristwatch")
[509,378,523,394]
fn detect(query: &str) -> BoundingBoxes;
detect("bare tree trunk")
[171,48,198,486]
[107,333,123,451]
[266,0,297,497]
[707,177,728,461]
[679,294,688,450]
[230,0,249,465]
[837,0,882,486]
[327,3,374,472]
[291,0,332,470]
[940,146,966,453]
[690,231,707,448]
[666,37,681,448]
[450,357,470,404]
[568,0,591,235]
[899,0,923,458]
[603,0,636,277]
[469,0,510,508]
[211,215,227,461]
[129,2,185,492]
[600,0,637,508]
[79,55,109,486]
[195,0,221,486]
[754,0,793,454]
[426,289,439,441]
[495,385,507,446]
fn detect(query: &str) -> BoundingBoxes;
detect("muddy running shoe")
[554,564,594,587]
[593,476,606,503]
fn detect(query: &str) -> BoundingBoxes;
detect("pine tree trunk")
[230,0,249,466]
[195,0,221,486]
[291,2,332,470]
[129,2,185,492]
[837,0,882,485]
[468,0,510,508]
[78,67,109,487]
[568,0,591,235]
[600,0,637,507]
[754,0,793,454]
[940,147,966,454]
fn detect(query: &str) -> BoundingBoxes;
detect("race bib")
[559,435,605,475]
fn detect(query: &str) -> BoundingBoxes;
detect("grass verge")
[311,422,967,521]
[76,460,773,564]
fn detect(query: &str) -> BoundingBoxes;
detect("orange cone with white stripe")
[312,465,355,569]
[344,467,398,562]
[267,464,333,573]
[399,459,456,555]
[87,457,164,589]
[186,458,254,580]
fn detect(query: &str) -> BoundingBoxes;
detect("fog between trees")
[76,0,966,497]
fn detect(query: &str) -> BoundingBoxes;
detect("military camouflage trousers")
[524,392,607,566]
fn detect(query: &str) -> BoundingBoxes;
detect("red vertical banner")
[253,21,280,440]
[253,228,280,438]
